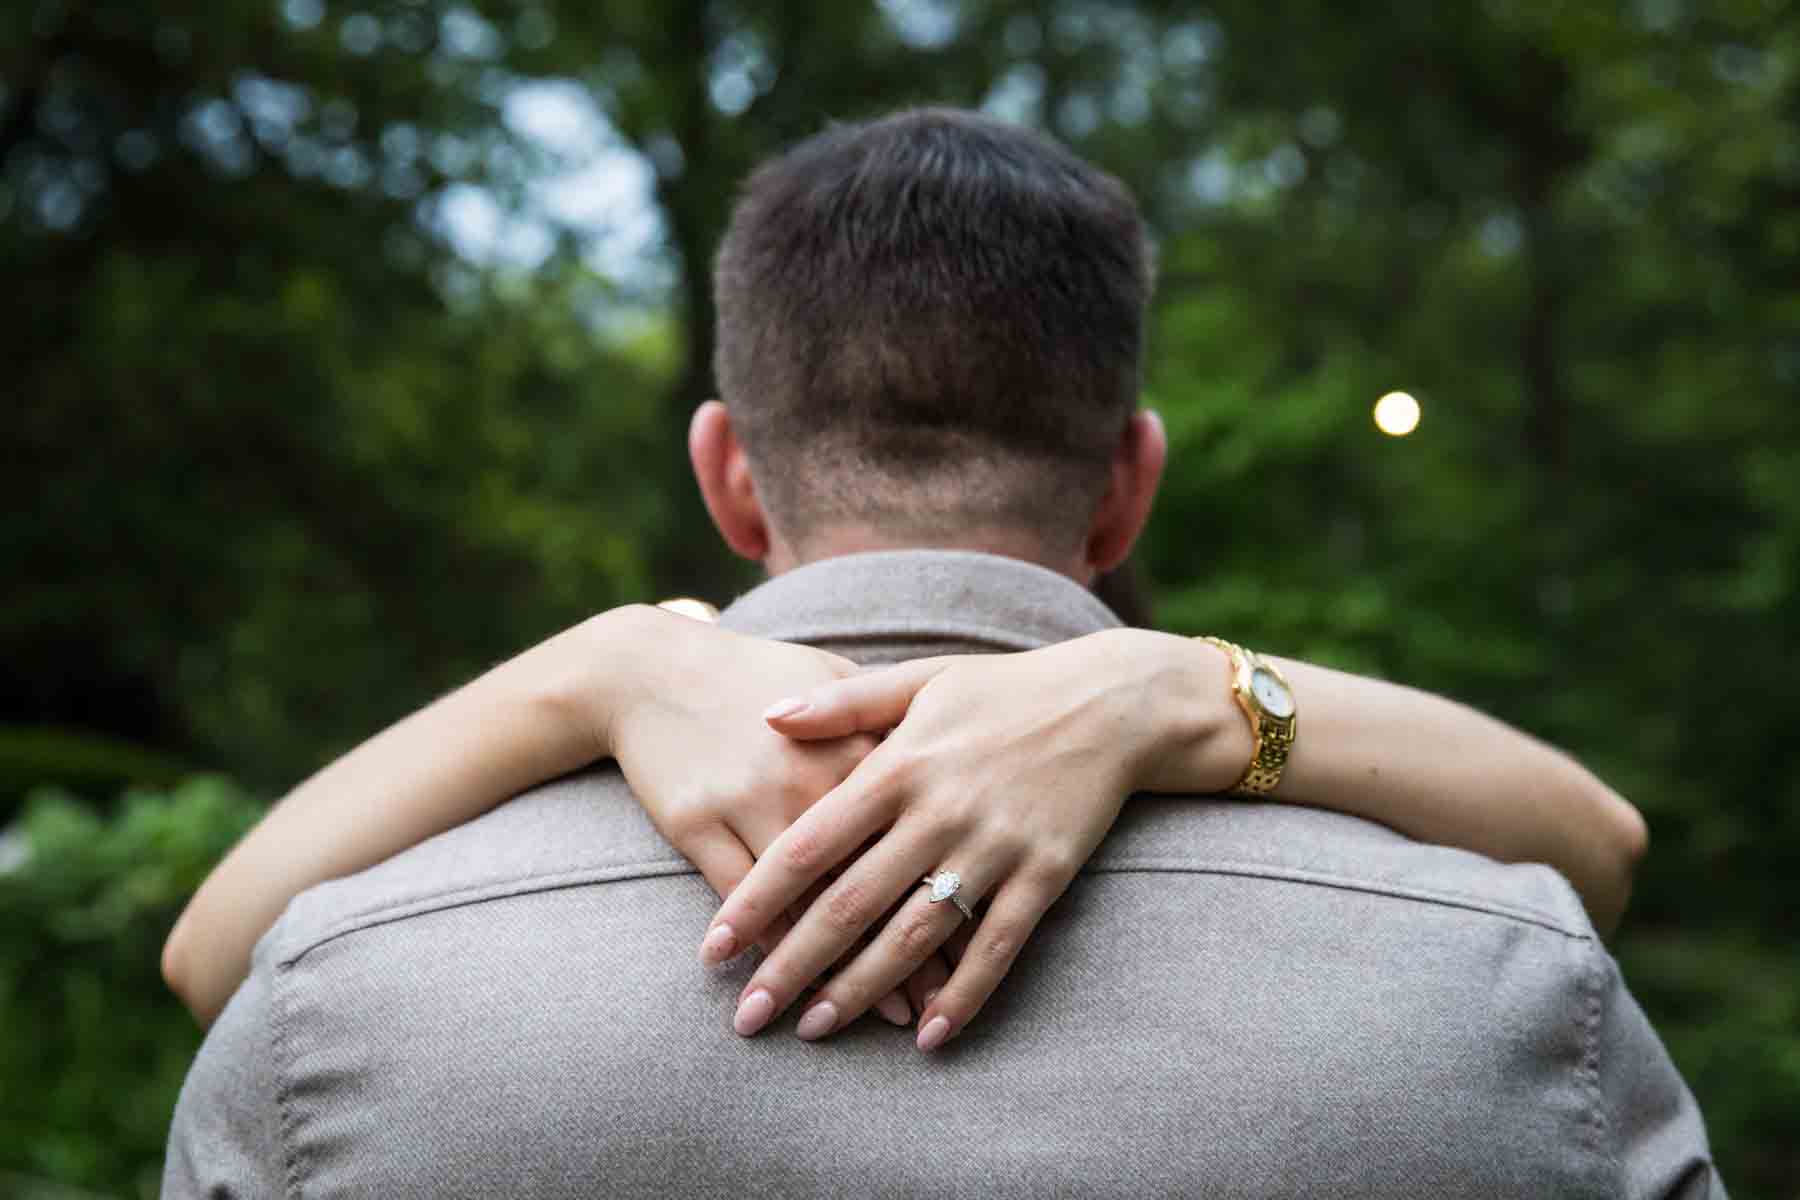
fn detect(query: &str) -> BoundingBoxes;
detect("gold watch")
[1197,636,1297,796]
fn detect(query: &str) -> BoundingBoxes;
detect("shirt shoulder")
[1093,798,1598,941]
[266,777,1597,977]
[265,765,683,969]
[162,937,289,1197]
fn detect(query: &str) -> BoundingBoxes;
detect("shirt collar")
[718,549,1121,652]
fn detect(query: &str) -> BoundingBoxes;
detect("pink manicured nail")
[796,1001,838,1041]
[734,989,775,1036]
[701,923,738,965]
[762,697,808,722]
[875,992,912,1026]
[917,1015,951,1052]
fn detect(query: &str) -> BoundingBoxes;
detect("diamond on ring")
[922,871,975,920]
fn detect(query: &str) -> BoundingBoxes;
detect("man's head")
[691,107,1165,582]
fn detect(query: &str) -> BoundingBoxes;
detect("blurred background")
[3,0,1796,1194]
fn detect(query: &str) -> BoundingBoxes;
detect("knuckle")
[820,878,873,934]
[891,909,942,961]
[1029,846,1083,886]
[981,825,1032,864]
[972,921,1026,971]
[729,890,772,925]
[656,782,723,833]
[868,747,922,797]
[657,807,707,843]
[908,799,970,845]
[780,827,828,873]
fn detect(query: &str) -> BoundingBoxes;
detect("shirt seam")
[278,853,1588,966]
[1090,857,1591,938]
[271,953,305,1200]
[278,859,699,965]
[1575,940,1623,1195]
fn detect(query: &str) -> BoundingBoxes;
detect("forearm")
[161,606,648,1025]
[1271,656,1645,932]
[1134,632,1648,934]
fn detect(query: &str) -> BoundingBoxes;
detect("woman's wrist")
[1088,628,1249,796]
[537,604,664,765]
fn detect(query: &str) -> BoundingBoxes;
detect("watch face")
[1250,667,1295,719]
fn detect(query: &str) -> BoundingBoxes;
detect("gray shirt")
[164,549,1724,1198]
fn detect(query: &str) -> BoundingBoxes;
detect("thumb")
[762,657,956,740]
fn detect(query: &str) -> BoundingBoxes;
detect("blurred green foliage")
[0,779,260,1195]
[3,0,1796,1195]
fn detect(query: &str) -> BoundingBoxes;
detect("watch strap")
[1236,710,1295,795]
[1198,635,1295,797]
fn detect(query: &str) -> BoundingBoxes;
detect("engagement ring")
[921,870,975,921]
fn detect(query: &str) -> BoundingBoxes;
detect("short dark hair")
[713,107,1153,552]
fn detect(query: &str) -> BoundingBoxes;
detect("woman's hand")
[603,613,869,939]
[694,616,1649,1051]
[603,607,929,1025]
[701,628,1235,1050]
[160,602,935,1028]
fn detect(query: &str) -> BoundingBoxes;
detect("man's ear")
[1084,409,1167,575]
[689,400,771,563]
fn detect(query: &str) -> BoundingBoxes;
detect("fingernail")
[762,697,808,722]
[700,924,738,966]
[875,992,911,1026]
[917,1015,951,1052]
[796,1000,838,1041]
[734,989,775,1036]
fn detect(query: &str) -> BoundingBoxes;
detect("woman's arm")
[1255,651,1647,932]
[710,627,1647,1051]
[160,604,877,1026]
[168,615,1644,1034]
[162,611,623,1024]
[770,630,1645,930]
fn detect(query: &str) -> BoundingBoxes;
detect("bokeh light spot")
[1374,391,1421,436]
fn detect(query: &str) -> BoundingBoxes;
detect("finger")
[682,825,766,966]
[728,824,950,1038]
[783,861,897,984]
[734,804,805,878]
[940,920,975,967]
[788,871,845,974]
[915,877,1059,1053]
[762,658,955,739]
[723,747,877,964]
[789,862,1002,1042]
[903,953,954,1020]
[703,747,907,957]
[696,795,833,969]
[874,989,912,1026]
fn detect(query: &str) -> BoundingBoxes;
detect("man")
[164,109,1720,1197]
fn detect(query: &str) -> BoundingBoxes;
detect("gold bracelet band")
[1197,635,1296,797]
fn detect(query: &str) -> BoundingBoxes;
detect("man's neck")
[763,525,1093,585]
